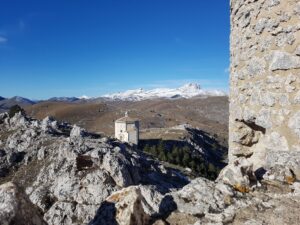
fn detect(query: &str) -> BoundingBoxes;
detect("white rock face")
[70,124,86,138]
[269,51,300,71]
[172,178,228,216]
[90,185,169,225]
[103,83,226,101]
[265,151,300,180]
[0,182,46,225]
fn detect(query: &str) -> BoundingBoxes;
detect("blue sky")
[0,0,230,99]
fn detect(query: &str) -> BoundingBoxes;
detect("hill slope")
[25,96,229,145]
[0,96,35,113]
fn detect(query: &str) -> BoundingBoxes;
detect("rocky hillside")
[0,112,300,225]
[0,112,188,224]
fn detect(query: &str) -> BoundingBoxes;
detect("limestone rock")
[0,112,188,224]
[0,182,46,225]
[218,158,256,192]
[172,178,227,215]
[231,121,261,147]
[70,124,87,138]
[265,132,289,151]
[265,151,300,181]
[294,91,300,104]
[288,111,300,138]
[266,0,280,8]
[90,185,172,225]
[7,112,30,129]
[269,51,300,71]
[41,116,57,132]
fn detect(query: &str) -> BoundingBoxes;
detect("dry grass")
[25,97,229,144]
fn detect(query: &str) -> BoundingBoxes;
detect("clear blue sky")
[0,0,230,99]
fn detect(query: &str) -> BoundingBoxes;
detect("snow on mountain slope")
[103,83,227,101]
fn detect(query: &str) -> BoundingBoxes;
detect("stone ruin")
[229,0,300,180]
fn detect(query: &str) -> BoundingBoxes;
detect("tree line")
[142,140,220,180]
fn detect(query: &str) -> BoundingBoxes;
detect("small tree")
[149,146,158,156]
[157,140,165,153]
[166,151,173,163]
[9,105,25,118]
[158,151,167,162]
[182,151,191,167]
[190,160,197,171]
[143,144,151,153]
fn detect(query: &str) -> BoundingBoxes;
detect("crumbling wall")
[229,0,300,170]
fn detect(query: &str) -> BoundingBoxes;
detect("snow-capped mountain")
[102,83,227,101]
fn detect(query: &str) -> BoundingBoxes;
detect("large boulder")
[171,178,235,217]
[90,185,174,225]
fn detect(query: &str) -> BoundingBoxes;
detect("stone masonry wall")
[229,0,300,170]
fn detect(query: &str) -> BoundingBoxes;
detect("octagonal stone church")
[115,112,140,145]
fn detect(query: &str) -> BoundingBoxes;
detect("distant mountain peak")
[11,96,35,104]
[79,95,91,100]
[179,83,201,91]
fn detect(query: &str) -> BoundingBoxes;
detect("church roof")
[115,116,139,123]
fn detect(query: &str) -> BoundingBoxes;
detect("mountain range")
[0,83,227,111]
[0,96,36,113]
[103,83,227,101]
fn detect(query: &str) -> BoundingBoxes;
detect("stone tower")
[229,0,300,171]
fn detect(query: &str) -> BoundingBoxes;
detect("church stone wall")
[229,0,300,170]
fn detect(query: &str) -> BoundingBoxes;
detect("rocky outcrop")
[90,185,174,225]
[0,113,188,225]
[99,175,300,225]
[1,109,300,225]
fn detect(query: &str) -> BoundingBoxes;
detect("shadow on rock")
[89,201,118,225]
[157,195,177,220]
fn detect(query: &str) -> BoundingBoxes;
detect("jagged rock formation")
[229,0,300,174]
[0,109,300,224]
[96,177,300,225]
